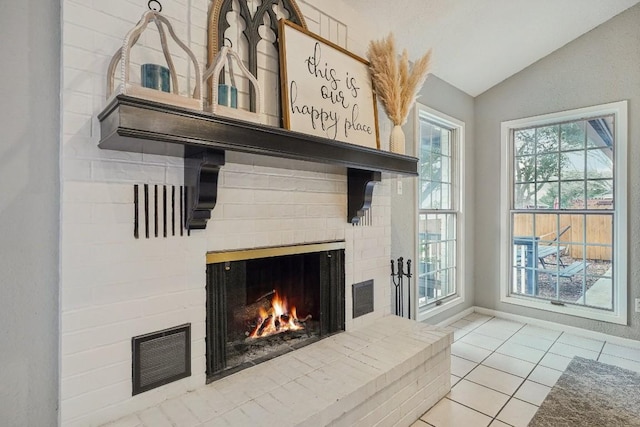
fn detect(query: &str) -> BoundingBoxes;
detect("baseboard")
[473,306,640,350]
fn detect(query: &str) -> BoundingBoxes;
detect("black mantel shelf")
[98,95,418,229]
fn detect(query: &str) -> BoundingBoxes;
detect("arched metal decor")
[207,0,307,114]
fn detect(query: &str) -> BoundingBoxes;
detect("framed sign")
[279,19,380,149]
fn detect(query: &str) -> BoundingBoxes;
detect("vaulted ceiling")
[348,0,640,96]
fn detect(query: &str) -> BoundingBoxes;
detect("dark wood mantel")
[98,95,418,229]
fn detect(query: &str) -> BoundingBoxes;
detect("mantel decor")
[203,45,265,124]
[367,33,432,154]
[279,20,380,150]
[106,7,202,110]
[97,96,418,229]
[207,0,307,113]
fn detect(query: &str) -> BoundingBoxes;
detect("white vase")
[389,124,405,154]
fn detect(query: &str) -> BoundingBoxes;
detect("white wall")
[474,4,640,339]
[0,1,60,426]
[60,1,393,425]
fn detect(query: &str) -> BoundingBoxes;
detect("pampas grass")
[367,33,432,126]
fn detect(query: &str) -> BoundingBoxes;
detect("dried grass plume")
[367,33,432,126]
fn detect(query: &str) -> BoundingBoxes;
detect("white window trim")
[500,101,628,325]
[414,103,466,322]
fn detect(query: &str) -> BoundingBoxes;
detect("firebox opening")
[206,243,345,382]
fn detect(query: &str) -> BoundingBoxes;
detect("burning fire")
[248,291,308,338]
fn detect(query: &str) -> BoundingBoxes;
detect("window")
[416,105,464,318]
[501,101,627,324]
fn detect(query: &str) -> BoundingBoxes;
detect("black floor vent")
[352,279,374,318]
[132,324,191,395]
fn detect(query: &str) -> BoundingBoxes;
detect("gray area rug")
[529,356,640,427]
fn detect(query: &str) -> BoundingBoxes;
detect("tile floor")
[412,313,640,427]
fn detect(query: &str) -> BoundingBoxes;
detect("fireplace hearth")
[205,242,345,382]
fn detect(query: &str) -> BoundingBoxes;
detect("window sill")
[417,295,464,322]
[500,293,627,325]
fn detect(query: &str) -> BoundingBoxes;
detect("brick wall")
[60,1,393,425]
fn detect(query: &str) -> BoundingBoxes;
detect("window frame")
[500,101,628,324]
[415,104,466,321]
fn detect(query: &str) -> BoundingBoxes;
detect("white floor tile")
[410,420,430,427]
[538,352,573,371]
[450,319,478,330]
[465,365,524,395]
[473,324,517,341]
[507,332,555,351]
[484,318,524,332]
[453,327,471,341]
[496,341,545,364]
[496,398,538,427]
[548,341,599,360]
[481,352,536,378]
[489,421,511,427]
[598,354,640,373]
[527,365,563,387]
[462,315,494,330]
[448,380,510,417]
[601,342,640,362]
[557,333,604,352]
[451,341,492,363]
[459,332,506,351]
[518,324,562,341]
[514,380,551,406]
[451,374,462,387]
[138,407,173,427]
[463,313,492,323]
[451,355,477,377]
[102,415,143,427]
[420,397,492,427]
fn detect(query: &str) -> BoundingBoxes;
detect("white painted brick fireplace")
[60,1,449,425]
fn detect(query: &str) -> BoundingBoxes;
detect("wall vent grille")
[352,279,374,318]
[132,324,191,395]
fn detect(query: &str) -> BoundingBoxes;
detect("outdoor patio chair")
[537,225,571,268]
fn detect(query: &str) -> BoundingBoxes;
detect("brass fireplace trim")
[206,241,345,264]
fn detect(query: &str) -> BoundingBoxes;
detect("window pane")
[441,155,451,184]
[513,213,533,236]
[586,116,614,149]
[514,184,535,209]
[418,213,456,306]
[537,125,560,152]
[561,121,585,150]
[587,180,613,209]
[536,182,559,209]
[586,148,613,179]
[441,131,450,155]
[536,153,560,182]
[514,155,536,183]
[441,183,451,210]
[559,181,585,209]
[419,121,452,210]
[515,128,535,155]
[561,151,585,180]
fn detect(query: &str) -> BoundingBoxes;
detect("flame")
[249,291,305,338]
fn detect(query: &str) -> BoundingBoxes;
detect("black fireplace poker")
[390,257,412,319]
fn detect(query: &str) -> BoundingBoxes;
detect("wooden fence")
[513,214,612,261]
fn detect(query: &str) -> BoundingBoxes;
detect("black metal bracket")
[347,169,381,224]
[184,149,225,230]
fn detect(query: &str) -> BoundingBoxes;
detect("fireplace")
[205,242,345,381]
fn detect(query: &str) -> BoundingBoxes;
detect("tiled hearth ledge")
[103,316,452,427]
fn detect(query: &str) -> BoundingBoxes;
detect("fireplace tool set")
[391,257,412,319]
